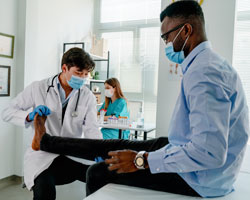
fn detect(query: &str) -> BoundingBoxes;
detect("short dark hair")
[61,47,95,72]
[160,0,205,24]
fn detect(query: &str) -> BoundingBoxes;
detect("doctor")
[1,47,102,200]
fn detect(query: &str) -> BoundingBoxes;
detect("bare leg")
[32,114,46,151]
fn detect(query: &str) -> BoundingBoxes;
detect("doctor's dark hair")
[61,47,95,72]
[160,1,205,24]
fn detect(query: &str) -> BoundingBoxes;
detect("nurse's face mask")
[105,88,114,98]
[161,23,190,64]
[104,83,115,98]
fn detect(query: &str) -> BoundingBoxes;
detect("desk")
[99,123,156,140]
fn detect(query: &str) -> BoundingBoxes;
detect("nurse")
[98,78,130,139]
[1,47,102,200]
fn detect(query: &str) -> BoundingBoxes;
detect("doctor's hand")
[105,150,139,174]
[27,105,51,122]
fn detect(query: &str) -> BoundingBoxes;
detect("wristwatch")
[134,151,146,170]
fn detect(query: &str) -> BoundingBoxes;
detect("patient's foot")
[32,114,46,151]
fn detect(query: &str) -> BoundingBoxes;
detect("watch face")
[136,157,144,167]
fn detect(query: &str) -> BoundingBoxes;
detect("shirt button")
[156,168,160,172]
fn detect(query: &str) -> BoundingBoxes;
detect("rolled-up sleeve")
[1,82,35,127]
[148,69,231,173]
[113,100,127,118]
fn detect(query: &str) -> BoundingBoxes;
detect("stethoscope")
[47,74,80,117]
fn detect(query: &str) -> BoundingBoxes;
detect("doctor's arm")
[97,103,115,121]
[1,83,36,127]
[83,94,103,139]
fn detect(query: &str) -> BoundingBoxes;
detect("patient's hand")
[105,150,138,173]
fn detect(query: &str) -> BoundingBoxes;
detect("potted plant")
[94,71,99,80]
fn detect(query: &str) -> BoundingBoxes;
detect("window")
[100,0,161,23]
[233,0,250,143]
[94,0,161,130]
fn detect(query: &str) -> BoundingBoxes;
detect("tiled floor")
[0,180,86,200]
[0,182,32,200]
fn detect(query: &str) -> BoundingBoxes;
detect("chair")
[127,100,143,140]
[127,100,143,121]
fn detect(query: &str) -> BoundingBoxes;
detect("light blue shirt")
[56,76,77,108]
[148,41,249,197]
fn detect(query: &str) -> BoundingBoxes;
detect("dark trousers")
[32,155,89,200]
[40,134,200,197]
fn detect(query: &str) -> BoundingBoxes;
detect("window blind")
[234,0,250,143]
[94,0,161,129]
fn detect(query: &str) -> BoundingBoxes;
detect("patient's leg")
[32,115,169,160]
[32,114,46,150]
[40,134,168,161]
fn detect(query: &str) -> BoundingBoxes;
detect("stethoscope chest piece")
[71,111,78,117]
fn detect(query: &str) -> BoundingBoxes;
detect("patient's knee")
[86,162,109,182]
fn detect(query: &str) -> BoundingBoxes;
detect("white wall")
[0,0,94,179]
[156,0,237,137]
[0,0,18,179]
[24,0,94,86]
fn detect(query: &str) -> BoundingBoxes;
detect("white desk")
[99,123,156,140]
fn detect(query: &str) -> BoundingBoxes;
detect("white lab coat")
[1,75,102,190]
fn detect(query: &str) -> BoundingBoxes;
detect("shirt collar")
[181,41,212,74]
[56,75,77,103]
[55,75,62,91]
[56,75,66,101]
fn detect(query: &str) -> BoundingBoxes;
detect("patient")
[32,1,249,198]
[33,114,199,197]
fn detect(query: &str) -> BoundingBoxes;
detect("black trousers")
[40,134,200,197]
[32,155,88,200]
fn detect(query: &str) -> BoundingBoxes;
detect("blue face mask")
[67,75,86,90]
[164,26,189,64]
[165,42,185,64]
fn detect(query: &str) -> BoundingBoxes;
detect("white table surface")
[99,122,156,132]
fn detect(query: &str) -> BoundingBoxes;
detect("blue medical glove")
[94,157,104,163]
[28,105,51,121]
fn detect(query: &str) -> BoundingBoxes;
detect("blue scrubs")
[99,98,130,139]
